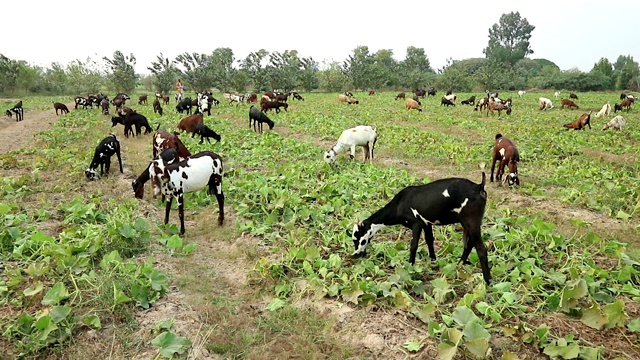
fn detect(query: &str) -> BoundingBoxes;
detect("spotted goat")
[149,151,225,235]
[490,134,520,186]
[85,135,123,180]
[348,172,491,285]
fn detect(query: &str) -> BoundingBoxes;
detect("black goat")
[461,95,476,106]
[441,97,456,107]
[7,100,24,121]
[348,172,491,285]
[85,135,123,180]
[427,87,437,97]
[176,98,192,114]
[153,99,163,116]
[111,112,152,138]
[194,122,221,144]
[249,105,275,133]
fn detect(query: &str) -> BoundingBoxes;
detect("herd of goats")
[2,87,636,284]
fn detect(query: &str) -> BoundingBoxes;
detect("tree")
[209,48,235,92]
[148,53,179,95]
[230,70,251,93]
[266,50,302,92]
[103,51,138,93]
[174,52,215,93]
[342,46,374,90]
[590,58,614,89]
[483,12,535,66]
[240,49,270,91]
[319,61,347,92]
[612,55,640,90]
[399,46,435,89]
[66,58,104,94]
[0,53,20,93]
[298,57,319,92]
[369,49,397,89]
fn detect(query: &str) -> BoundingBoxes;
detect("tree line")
[1,12,638,96]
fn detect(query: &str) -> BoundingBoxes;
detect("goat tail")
[155,123,161,131]
[479,171,486,189]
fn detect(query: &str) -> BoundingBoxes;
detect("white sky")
[3,1,638,75]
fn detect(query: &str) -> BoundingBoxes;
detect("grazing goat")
[324,125,377,164]
[246,93,258,103]
[149,151,225,235]
[554,91,561,99]
[100,98,110,115]
[338,94,359,104]
[261,101,289,113]
[53,102,69,115]
[111,111,153,138]
[275,93,289,102]
[75,97,91,109]
[474,97,489,112]
[539,97,554,110]
[563,112,592,130]
[569,93,578,100]
[249,105,275,133]
[441,97,455,107]
[427,87,437,97]
[368,90,376,96]
[560,99,579,110]
[7,101,24,121]
[292,92,304,101]
[602,115,626,131]
[85,135,123,180]
[405,98,422,112]
[487,101,511,117]
[153,99,163,116]
[461,95,476,106]
[176,98,193,114]
[5,110,11,118]
[412,96,422,105]
[490,134,520,186]
[153,129,191,159]
[619,98,634,112]
[395,92,406,100]
[348,172,491,285]
[413,89,426,97]
[138,95,148,105]
[132,147,180,200]
[194,122,221,144]
[594,102,611,118]
[444,93,457,103]
[517,90,526,97]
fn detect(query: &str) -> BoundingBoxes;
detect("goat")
[461,95,476,106]
[7,101,24,121]
[153,99,163,116]
[475,97,489,112]
[53,102,69,115]
[263,91,276,101]
[261,101,289,113]
[563,112,592,130]
[487,101,511,117]
[75,97,91,109]
[100,98,110,115]
[132,147,180,200]
[517,90,526,97]
[539,97,554,110]
[249,105,275,133]
[602,115,626,131]
[5,109,11,118]
[344,91,354,97]
[85,135,123,180]
[196,92,212,116]
[177,113,205,137]
[405,98,422,112]
[413,89,426,97]
[153,129,191,160]
[111,111,152,138]
[275,93,289,102]
[176,98,193,114]
[395,92,406,100]
[111,97,124,113]
[324,125,377,164]
[485,90,498,99]
[619,98,634,112]
[291,92,304,101]
[444,93,457,103]
[594,102,611,118]
[348,172,491,285]
[427,87,437,97]
[246,93,259,103]
[162,95,170,105]
[441,97,455,107]
[138,95,148,105]
[149,151,224,235]
[569,93,578,100]
[490,134,520,186]
[554,91,561,99]
[560,99,579,110]
[412,96,422,105]
[338,94,359,104]
[194,122,221,144]
[368,90,376,96]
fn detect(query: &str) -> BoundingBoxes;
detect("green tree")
[266,50,302,92]
[0,53,20,93]
[148,53,179,95]
[342,46,374,90]
[590,58,614,89]
[42,62,69,94]
[240,49,270,91]
[209,48,235,92]
[298,57,319,92]
[435,58,473,92]
[399,46,435,90]
[230,69,251,93]
[483,11,535,66]
[103,51,138,93]
[613,55,640,90]
[369,49,397,89]
[174,52,215,93]
[319,61,347,92]
[66,58,104,94]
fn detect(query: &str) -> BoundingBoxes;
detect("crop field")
[0,91,639,359]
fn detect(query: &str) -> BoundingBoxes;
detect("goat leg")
[164,197,173,225]
[178,195,185,235]
[409,223,422,265]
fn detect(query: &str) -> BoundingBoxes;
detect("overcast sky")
[3,1,638,75]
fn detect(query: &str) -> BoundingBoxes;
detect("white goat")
[602,115,626,131]
[517,90,526,97]
[554,91,561,99]
[539,97,554,110]
[324,125,377,164]
[595,102,611,118]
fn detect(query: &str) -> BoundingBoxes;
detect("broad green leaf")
[34,315,58,339]
[502,351,520,360]
[265,298,286,312]
[166,235,183,250]
[151,331,192,358]
[412,303,436,324]
[341,286,364,305]
[119,224,136,238]
[559,278,588,311]
[402,338,423,352]
[23,281,44,297]
[452,306,479,327]
[465,337,490,358]
[543,343,580,359]
[436,342,458,360]
[627,318,640,332]
[50,306,71,323]
[580,303,607,330]
[615,210,631,220]
[463,321,491,341]
[42,282,70,306]
[604,300,628,328]
[113,284,131,306]
[579,346,603,360]
[83,315,101,329]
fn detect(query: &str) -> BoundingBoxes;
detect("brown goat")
[368,90,376,95]
[177,113,204,136]
[619,98,634,112]
[563,112,592,130]
[405,98,422,112]
[152,129,191,159]
[138,95,148,105]
[395,92,406,100]
[53,102,69,115]
[560,99,579,110]
[261,101,289,113]
[487,101,510,117]
[569,93,578,100]
[490,134,520,186]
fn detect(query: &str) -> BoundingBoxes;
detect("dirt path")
[0,106,59,154]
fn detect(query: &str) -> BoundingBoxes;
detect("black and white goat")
[149,151,225,235]
[324,125,377,164]
[7,100,24,121]
[249,105,275,133]
[348,172,491,285]
[132,147,180,199]
[85,135,123,180]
